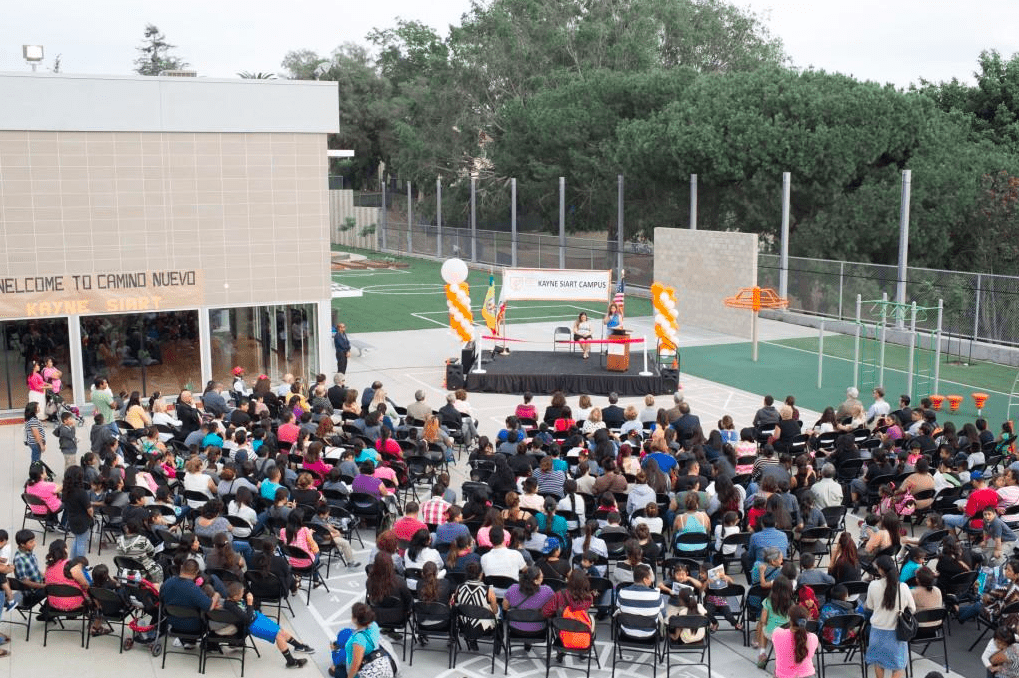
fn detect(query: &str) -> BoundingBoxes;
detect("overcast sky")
[2,0,1018,88]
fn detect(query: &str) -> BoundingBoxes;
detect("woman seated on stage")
[572,312,593,359]
[603,303,622,330]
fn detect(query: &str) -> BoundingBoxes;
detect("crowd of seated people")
[10,372,1019,672]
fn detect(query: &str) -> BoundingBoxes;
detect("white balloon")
[655,313,665,326]
[441,258,469,284]
[449,282,462,295]
[668,307,678,320]
[659,292,669,305]
[665,298,676,311]
[458,292,471,306]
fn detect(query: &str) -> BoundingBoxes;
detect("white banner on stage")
[501,268,611,302]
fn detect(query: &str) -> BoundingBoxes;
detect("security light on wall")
[22,45,44,72]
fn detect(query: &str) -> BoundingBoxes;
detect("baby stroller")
[46,390,84,426]
[120,576,164,655]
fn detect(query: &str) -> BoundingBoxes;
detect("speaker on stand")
[446,362,465,389]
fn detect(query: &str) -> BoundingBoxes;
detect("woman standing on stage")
[603,303,622,330]
[572,312,593,359]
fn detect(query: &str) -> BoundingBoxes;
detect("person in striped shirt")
[615,564,663,638]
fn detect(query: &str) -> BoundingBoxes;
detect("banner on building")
[500,268,611,302]
[0,270,205,319]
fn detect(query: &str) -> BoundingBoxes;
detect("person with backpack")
[818,583,857,645]
[542,569,595,663]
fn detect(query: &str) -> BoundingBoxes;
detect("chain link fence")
[759,254,1019,348]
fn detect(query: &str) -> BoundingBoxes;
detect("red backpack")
[559,605,593,649]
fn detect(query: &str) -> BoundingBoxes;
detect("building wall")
[653,227,758,338]
[0,130,330,310]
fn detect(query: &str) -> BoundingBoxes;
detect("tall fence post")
[838,261,845,320]
[879,292,888,386]
[470,175,477,263]
[896,169,912,328]
[406,181,412,254]
[380,179,387,251]
[511,178,517,268]
[617,174,624,275]
[934,299,943,394]
[779,172,790,301]
[853,294,862,388]
[907,302,917,396]
[436,177,442,258]
[817,320,825,388]
[689,174,697,230]
[973,273,982,341]
[559,177,566,269]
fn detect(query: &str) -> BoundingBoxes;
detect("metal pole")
[854,294,862,387]
[436,177,442,258]
[780,172,790,300]
[406,181,412,254]
[907,302,917,396]
[818,320,825,388]
[470,175,477,263]
[879,292,888,386]
[973,273,982,341]
[689,174,698,230]
[934,299,943,394]
[559,177,565,269]
[838,261,845,320]
[896,169,912,327]
[617,174,625,275]
[511,178,517,268]
[380,179,387,251]
[752,311,759,362]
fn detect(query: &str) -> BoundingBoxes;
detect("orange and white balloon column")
[651,282,678,352]
[441,258,474,344]
[445,281,474,342]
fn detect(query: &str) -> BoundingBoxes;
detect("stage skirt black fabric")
[464,350,677,396]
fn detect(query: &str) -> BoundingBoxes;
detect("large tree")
[134,24,189,76]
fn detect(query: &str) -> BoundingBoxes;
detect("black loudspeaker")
[660,367,679,392]
[446,362,465,389]
[461,342,476,374]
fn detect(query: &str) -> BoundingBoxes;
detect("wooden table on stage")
[606,328,631,372]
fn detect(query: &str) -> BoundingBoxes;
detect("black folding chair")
[244,570,294,623]
[816,613,866,678]
[202,607,261,676]
[409,600,454,668]
[452,603,501,671]
[42,583,89,647]
[160,604,207,671]
[665,615,711,677]
[612,612,662,678]
[502,608,549,674]
[88,586,134,653]
[910,607,949,676]
[547,615,600,678]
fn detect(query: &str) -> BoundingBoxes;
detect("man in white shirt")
[811,464,844,510]
[865,386,891,424]
[276,373,294,398]
[479,526,525,594]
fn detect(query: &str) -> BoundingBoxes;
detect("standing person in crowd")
[23,402,45,466]
[62,466,93,560]
[26,360,52,411]
[333,323,351,375]
[864,555,916,678]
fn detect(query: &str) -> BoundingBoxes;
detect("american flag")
[613,277,625,318]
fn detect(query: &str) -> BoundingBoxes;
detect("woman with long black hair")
[864,555,916,678]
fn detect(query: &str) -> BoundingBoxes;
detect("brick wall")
[653,228,758,338]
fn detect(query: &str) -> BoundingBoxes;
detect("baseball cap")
[542,537,560,554]
[232,366,244,376]
[971,470,983,481]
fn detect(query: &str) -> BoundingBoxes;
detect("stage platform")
[465,349,677,396]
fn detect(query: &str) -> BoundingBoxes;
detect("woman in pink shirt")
[281,511,319,569]
[515,392,537,421]
[42,357,63,394]
[26,360,51,409]
[772,605,818,678]
[25,465,62,514]
[43,540,89,611]
[476,508,511,547]
[300,443,332,487]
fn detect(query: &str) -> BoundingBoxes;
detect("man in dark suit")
[175,390,202,439]
[327,373,347,410]
[333,323,351,375]
[671,402,701,445]
[602,392,625,429]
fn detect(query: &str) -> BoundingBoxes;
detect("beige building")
[0,72,338,409]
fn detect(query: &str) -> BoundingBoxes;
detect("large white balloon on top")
[441,258,469,285]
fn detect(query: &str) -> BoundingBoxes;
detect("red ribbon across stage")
[482,335,645,345]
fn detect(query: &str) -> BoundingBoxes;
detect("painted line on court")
[330,268,411,279]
